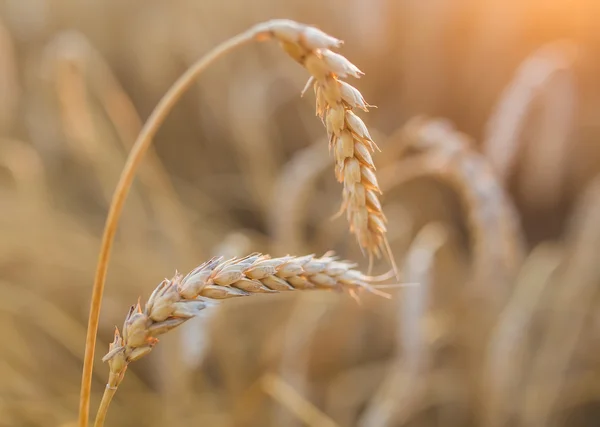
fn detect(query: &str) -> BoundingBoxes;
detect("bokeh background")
[2,0,600,426]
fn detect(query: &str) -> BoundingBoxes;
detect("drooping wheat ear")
[482,41,576,210]
[258,21,392,266]
[93,252,389,426]
[383,117,526,298]
[79,20,374,427]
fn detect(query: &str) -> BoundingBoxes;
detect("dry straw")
[78,20,391,427]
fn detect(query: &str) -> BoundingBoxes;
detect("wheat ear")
[482,41,576,210]
[78,20,361,427]
[388,117,525,295]
[270,22,393,268]
[94,252,388,426]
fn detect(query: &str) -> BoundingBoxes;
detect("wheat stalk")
[484,243,563,427]
[360,222,447,427]
[94,252,389,426]
[522,177,600,426]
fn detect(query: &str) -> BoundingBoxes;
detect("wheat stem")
[93,386,117,427]
[78,27,259,427]
[262,373,339,427]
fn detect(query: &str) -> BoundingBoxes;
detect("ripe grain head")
[102,252,390,385]
[254,20,392,267]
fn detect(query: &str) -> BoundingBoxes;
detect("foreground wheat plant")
[79,20,393,427]
[94,253,387,426]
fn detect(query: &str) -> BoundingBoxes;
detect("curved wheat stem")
[78,29,257,427]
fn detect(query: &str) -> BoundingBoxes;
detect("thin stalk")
[79,26,261,427]
[93,386,117,427]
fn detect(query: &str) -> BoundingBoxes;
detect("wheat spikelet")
[102,252,387,387]
[254,20,389,263]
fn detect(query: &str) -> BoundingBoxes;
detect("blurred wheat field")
[1,0,600,426]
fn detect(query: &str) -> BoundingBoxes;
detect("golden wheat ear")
[254,20,397,276]
[94,252,392,425]
[104,252,389,365]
